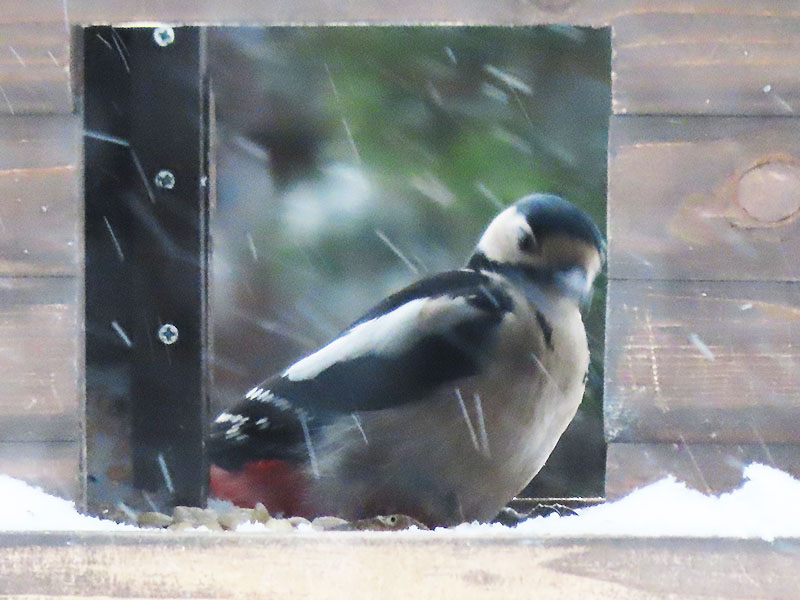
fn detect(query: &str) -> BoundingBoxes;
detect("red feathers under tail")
[209,460,311,517]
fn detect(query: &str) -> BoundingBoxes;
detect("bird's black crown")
[514,193,606,259]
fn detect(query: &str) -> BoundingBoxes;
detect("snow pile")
[1,464,799,539]
[0,475,135,531]
[450,464,800,541]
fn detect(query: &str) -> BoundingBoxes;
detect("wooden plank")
[0,114,79,168]
[0,532,797,599]
[605,280,800,444]
[64,0,800,27]
[0,442,81,502]
[613,11,800,115]
[7,0,800,120]
[606,442,800,499]
[0,277,82,442]
[0,12,72,114]
[0,115,81,276]
[2,0,75,23]
[609,116,800,281]
[0,166,81,276]
[68,0,620,26]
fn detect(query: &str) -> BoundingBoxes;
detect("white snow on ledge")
[0,475,136,532]
[448,464,800,541]
[1,463,799,540]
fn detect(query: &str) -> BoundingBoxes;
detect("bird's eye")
[518,231,536,253]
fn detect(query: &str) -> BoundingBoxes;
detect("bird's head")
[469,194,605,303]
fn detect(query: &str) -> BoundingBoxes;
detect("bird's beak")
[556,267,593,305]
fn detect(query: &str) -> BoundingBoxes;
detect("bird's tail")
[209,459,311,517]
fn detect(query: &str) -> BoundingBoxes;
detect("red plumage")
[209,460,310,517]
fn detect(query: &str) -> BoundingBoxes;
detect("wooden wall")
[0,115,83,501]
[0,0,83,500]
[2,0,800,506]
[604,5,800,497]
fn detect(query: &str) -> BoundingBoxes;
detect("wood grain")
[606,441,800,499]
[7,0,800,120]
[0,441,82,502]
[613,11,800,115]
[609,116,800,281]
[67,0,618,26]
[0,531,797,599]
[62,0,800,27]
[0,115,81,276]
[0,14,72,115]
[0,277,82,442]
[0,114,79,167]
[7,0,800,118]
[605,280,800,444]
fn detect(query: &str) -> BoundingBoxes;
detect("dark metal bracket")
[84,26,210,508]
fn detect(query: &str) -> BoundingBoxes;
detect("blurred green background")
[208,26,610,498]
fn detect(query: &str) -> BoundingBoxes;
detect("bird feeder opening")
[83,25,609,525]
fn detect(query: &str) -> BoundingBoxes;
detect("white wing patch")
[215,412,250,441]
[214,412,248,425]
[283,296,475,382]
[244,386,263,400]
[244,386,292,410]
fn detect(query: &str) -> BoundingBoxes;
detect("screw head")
[154,169,175,190]
[157,323,179,345]
[153,26,175,47]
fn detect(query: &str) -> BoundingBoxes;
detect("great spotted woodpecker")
[209,193,604,526]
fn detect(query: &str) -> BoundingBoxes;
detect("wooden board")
[605,280,800,443]
[0,277,82,442]
[67,0,619,26]
[613,11,800,116]
[62,0,800,28]
[0,114,79,168]
[6,0,800,118]
[0,11,72,115]
[609,116,800,281]
[0,441,82,502]
[6,0,800,117]
[0,531,797,599]
[0,167,81,276]
[0,115,81,276]
[606,441,800,499]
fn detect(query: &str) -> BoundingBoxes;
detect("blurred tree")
[209,26,609,497]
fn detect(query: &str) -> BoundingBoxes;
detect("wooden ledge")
[0,531,797,598]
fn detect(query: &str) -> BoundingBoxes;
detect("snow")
[0,475,135,531]
[447,464,800,541]
[1,464,799,539]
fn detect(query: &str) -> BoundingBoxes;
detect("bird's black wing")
[350,269,512,327]
[208,393,308,471]
[209,269,514,470]
[270,269,513,413]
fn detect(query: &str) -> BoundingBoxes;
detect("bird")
[208,193,605,527]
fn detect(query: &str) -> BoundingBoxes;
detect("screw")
[154,169,175,190]
[157,323,179,345]
[153,26,175,47]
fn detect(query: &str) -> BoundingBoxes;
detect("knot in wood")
[734,158,800,225]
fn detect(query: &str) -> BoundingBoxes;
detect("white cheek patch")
[476,206,530,263]
[586,251,603,288]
